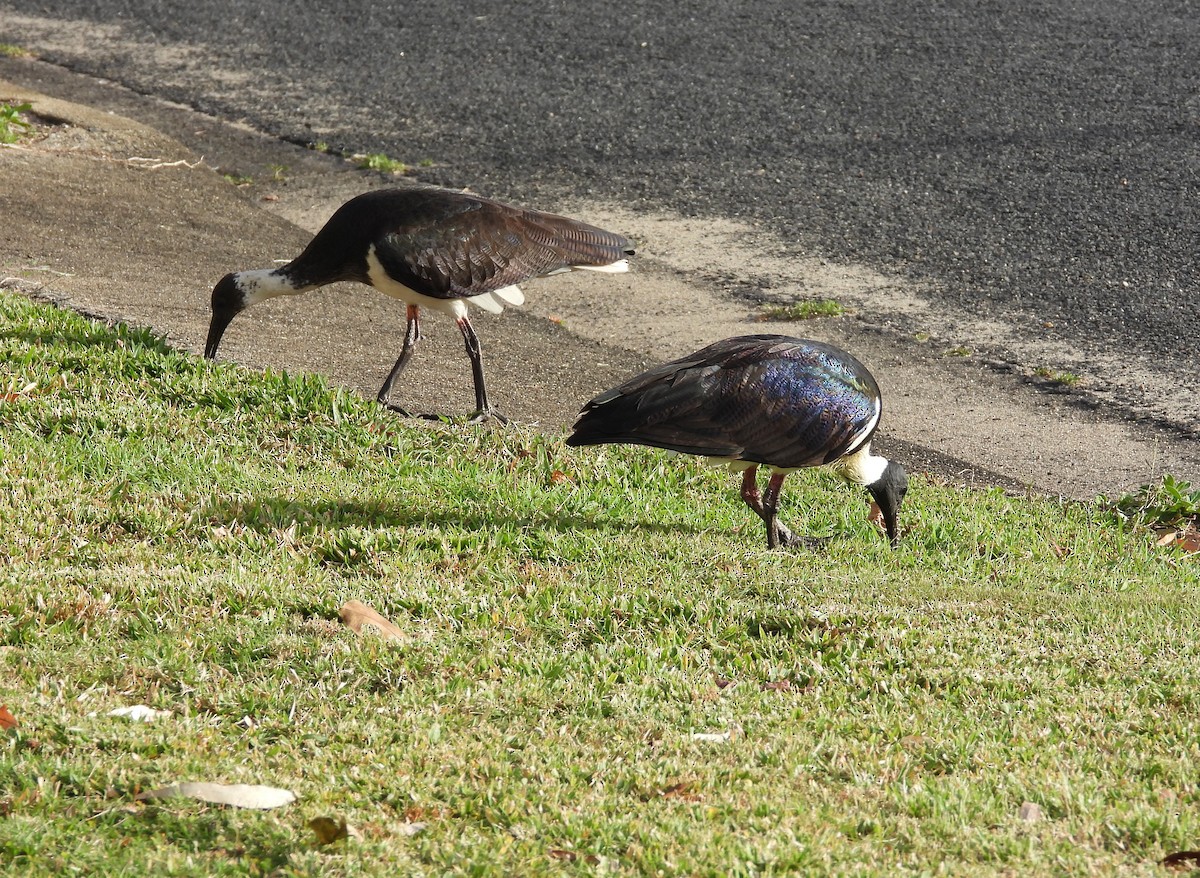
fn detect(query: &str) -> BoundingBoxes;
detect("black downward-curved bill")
[204,309,236,360]
[205,273,245,360]
[868,460,909,547]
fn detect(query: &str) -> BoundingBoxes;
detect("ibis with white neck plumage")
[204,186,634,422]
[566,334,908,549]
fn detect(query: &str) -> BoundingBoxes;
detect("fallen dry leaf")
[762,680,793,692]
[1153,526,1200,554]
[339,600,405,642]
[138,782,296,810]
[868,501,885,530]
[0,704,16,730]
[658,781,703,803]
[1017,801,1042,822]
[549,849,577,862]
[308,815,360,845]
[1161,850,1200,869]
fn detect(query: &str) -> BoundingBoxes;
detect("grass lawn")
[1,290,1197,876]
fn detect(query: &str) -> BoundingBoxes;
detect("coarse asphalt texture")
[2,1,1197,432]
[0,53,1197,502]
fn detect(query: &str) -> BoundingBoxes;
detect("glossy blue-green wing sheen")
[568,335,883,469]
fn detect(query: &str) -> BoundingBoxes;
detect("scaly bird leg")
[760,471,792,550]
[740,466,765,516]
[456,315,508,425]
[740,467,798,548]
[759,470,830,550]
[378,304,422,415]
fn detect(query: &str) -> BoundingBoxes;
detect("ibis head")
[205,272,246,360]
[866,459,908,547]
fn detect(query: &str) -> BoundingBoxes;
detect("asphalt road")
[2,1,1198,435]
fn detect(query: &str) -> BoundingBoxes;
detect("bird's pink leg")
[740,466,764,515]
[378,304,422,414]
[740,467,797,548]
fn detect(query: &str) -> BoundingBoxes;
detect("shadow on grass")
[194,495,706,539]
[95,801,294,873]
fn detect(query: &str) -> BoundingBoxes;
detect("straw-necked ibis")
[204,186,634,422]
[567,334,908,548]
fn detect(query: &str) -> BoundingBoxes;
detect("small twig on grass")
[126,156,206,170]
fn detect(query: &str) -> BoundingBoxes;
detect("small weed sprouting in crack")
[355,152,408,174]
[1112,475,1200,529]
[0,101,34,144]
[758,299,845,321]
[1034,366,1081,387]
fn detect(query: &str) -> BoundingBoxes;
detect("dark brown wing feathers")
[372,190,631,298]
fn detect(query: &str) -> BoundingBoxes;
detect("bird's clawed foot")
[381,400,414,417]
[379,400,444,422]
[766,519,832,551]
[467,407,510,426]
[378,398,508,425]
[774,528,833,551]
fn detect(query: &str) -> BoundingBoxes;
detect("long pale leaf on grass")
[339,600,405,642]
[110,705,171,722]
[138,782,296,810]
[690,724,743,744]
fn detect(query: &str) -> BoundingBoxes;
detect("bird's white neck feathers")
[830,444,889,486]
[233,268,315,306]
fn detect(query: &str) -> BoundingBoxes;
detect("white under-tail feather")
[364,244,622,317]
[577,259,630,274]
[492,284,525,305]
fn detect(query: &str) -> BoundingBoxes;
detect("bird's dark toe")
[381,401,415,417]
[775,530,833,551]
[467,408,510,426]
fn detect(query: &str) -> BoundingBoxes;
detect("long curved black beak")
[205,274,243,360]
[204,311,236,360]
[867,460,909,548]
